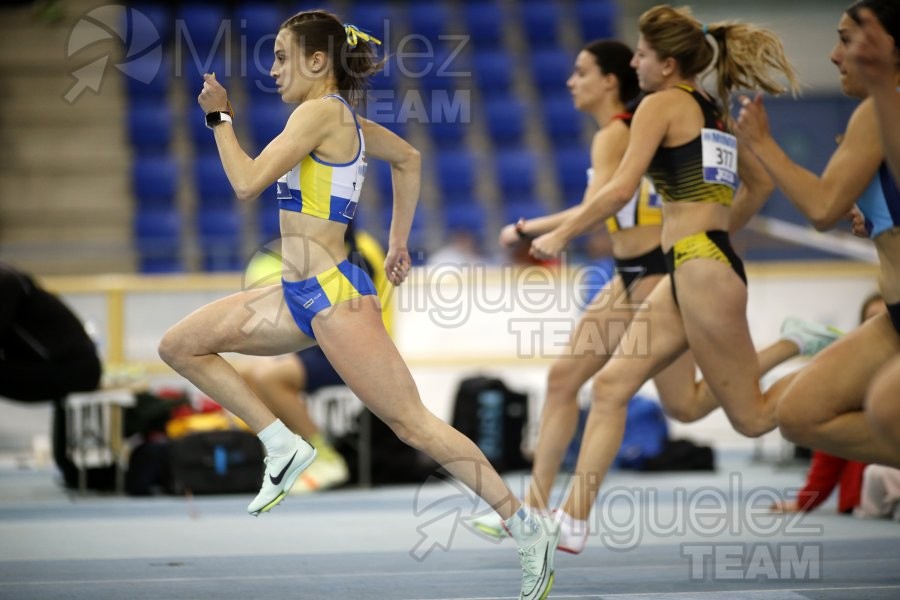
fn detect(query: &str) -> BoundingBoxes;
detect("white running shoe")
[247,435,316,516]
[553,510,588,554]
[289,451,350,494]
[471,508,585,556]
[516,514,559,600]
[780,317,843,356]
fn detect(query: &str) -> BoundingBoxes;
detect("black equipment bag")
[168,430,265,495]
[451,376,531,472]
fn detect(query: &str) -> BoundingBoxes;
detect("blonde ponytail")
[639,5,799,109]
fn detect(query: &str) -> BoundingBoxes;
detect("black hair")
[847,0,900,48]
[582,39,641,103]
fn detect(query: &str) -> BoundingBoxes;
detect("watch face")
[206,112,227,128]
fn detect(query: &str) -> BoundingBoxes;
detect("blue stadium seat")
[369,57,400,94]
[463,2,504,49]
[234,4,282,100]
[348,3,391,39]
[187,108,218,154]
[542,94,587,146]
[244,75,279,102]
[435,150,476,199]
[247,100,292,153]
[138,255,183,273]
[427,111,468,149]
[530,48,571,92]
[197,207,240,239]
[197,208,243,271]
[553,146,591,207]
[234,3,281,47]
[176,4,228,66]
[575,0,617,43]
[180,52,229,97]
[484,97,525,147]
[351,204,369,237]
[495,149,537,201]
[134,208,180,242]
[418,48,471,94]
[364,90,407,139]
[520,1,561,48]
[129,3,172,43]
[128,104,172,155]
[442,203,486,238]
[502,199,546,225]
[382,206,429,264]
[194,156,236,209]
[472,51,514,98]
[124,54,171,102]
[256,184,280,241]
[288,1,336,13]
[367,160,393,209]
[132,155,178,210]
[134,208,182,272]
[407,4,450,43]
[201,246,244,272]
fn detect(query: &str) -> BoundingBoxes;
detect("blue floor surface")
[1,455,898,599]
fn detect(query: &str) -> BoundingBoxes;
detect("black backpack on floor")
[168,430,265,495]
[334,409,440,486]
[451,376,531,473]
[639,438,716,472]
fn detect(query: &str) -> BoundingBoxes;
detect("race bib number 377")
[701,128,738,190]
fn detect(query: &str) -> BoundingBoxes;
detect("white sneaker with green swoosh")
[247,435,316,516]
[511,511,560,600]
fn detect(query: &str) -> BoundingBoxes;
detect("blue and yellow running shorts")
[282,260,377,339]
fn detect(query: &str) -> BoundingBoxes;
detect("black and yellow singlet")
[646,84,737,207]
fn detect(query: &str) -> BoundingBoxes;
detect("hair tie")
[701,23,709,35]
[344,24,382,48]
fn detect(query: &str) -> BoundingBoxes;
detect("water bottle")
[477,389,504,463]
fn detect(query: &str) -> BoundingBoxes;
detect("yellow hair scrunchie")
[344,24,382,48]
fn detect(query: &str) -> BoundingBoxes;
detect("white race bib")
[340,158,367,220]
[276,173,291,200]
[700,128,738,190]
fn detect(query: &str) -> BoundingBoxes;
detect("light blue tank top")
[857,163,900,239]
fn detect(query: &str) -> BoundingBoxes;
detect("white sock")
[555,510,588,537]
[257,419,295,456]
[505,507,542,545]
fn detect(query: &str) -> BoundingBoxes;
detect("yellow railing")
[41,274,242,369]
[39,261,879,372]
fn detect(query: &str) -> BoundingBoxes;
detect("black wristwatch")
[205,102,235,130]
[515,219,534,240]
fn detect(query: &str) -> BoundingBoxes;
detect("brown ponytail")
[280,10,384,107]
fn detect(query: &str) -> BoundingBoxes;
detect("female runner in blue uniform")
[158,10,557,599]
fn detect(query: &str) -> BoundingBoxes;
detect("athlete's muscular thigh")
[167,285,314,357]
[673,260,761,408]
[594,276,689,397]
[782,314,899,423]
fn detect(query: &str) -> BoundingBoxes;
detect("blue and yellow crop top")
[276,94,367,224]
[858,162,900,239]
[646,84,737,207]
[590,110,663,233]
